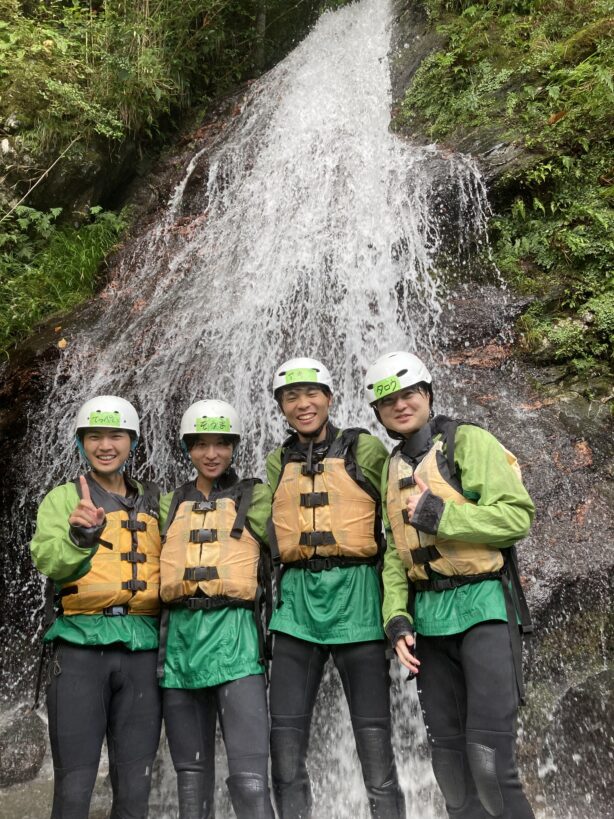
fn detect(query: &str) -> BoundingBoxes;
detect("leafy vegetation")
[0,0,341,352]
[0,205,126,354]
[395,0,614,384]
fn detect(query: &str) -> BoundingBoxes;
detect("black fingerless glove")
[385,615,414,647]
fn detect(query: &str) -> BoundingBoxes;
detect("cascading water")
[3,0,610,817]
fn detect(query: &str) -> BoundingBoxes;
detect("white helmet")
[179,399,241,441]
[364,352,432,405]
[75,395,140,437]
[273,357,333,399]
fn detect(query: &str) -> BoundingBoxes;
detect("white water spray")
[17,0,497,815]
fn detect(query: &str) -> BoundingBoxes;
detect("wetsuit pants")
[163,673,274,819]
[416,621,534,819]
[269,633,405,819]
[46,642,162,819]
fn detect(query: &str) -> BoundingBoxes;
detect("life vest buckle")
[122,579,147,592]
[399,475,416,489]
[193,500,217,513]
[184,566,219,582]
[189,528,218,543]
[299,531,336,547]
[300,492,329,508]
[103,605,129,616]
[411,545,442,565]
[402,509,411,524]
[121,551,147,563]
[121,519,147,532]
[301,462,324,475]
[186,595,214,611]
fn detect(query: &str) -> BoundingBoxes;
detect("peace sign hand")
[69,476,105,529]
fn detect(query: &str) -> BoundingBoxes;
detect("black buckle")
[184,566,219,582]
[307,557,334,571]
[300,492,329,508]
[301,462,324,475]
[122,579,147,592]
[103,605,129,616]
[193,500,216,513]
[189,529,218,543]
[411,545,442,565]
[399,475,416,489]
[402,509,412,524]
[186,596,213,611]
[299,531,336,547]
[120,551,146,563]
[121,519,147,532]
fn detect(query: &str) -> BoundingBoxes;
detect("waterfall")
[6,0,506,816]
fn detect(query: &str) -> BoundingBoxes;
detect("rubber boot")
[466,730,535,819]
[271,726,312,819]
[226,772,275,819]
[176,770,215,819]
[354,726,406,819]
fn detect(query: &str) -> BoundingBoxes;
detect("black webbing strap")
[230,480,257,539]
[120,551,147,563]
[157,607,170,679]
[252,586,269,683]
[189,528,218,543]
[413,571,504,592]
[183,595,253,612]
[183,566,219,582]
[300,492,329,508]
[33,579,57,709]
[121,519,146,532]
[399,475,416,489]
[301,461,324,475]
[501,572,527,705]
[58,585,78,598]
[410,545,443,565]
[267,518,284,610]
[299,531,336,547]
[284,555,379,572]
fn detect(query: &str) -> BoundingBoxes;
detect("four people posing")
[31,353,535,819]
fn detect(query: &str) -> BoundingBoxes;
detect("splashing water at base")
[6,0,529,816]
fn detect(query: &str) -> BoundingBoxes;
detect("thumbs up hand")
[69,476,105,529]
[405,475,430,522]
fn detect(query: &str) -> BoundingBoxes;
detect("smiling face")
[279,385,332,442]
[376,386,431,437]
[188,434,234,481]
[82,429,132,474]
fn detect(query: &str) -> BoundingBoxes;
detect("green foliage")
[0,205,126,353]
[396,0,614,381]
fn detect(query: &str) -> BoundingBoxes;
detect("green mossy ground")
[395,0,614,391]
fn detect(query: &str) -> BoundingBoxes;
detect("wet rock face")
[539,670,614,815]
[0,706,47,787]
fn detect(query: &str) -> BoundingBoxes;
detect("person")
[30,395,162,819]
[365,350,536,819]
[266,357,405,819]
[158,399,275,819]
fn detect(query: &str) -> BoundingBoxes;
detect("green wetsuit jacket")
[159,479,272,689]
[30,476,160,651]
[267,426,389,645]
[382,423,535,637]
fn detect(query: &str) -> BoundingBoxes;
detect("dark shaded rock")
[539,670,614,815]
[0,706,47,787]
[440,285,534,347]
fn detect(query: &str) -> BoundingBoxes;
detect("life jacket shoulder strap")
[138,480,160,517]
[161,481,194,538]
[229,478,261,540]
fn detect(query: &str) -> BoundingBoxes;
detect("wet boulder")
[0,705,47,787]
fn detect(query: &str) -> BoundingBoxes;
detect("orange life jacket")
[60,478,161,616]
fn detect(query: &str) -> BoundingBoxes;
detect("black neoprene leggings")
[269,633,405,819]
[46,641,162,819]
[416,621,535,819]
